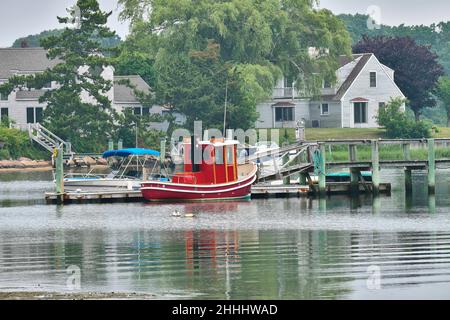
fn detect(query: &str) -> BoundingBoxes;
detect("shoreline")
[0,166,53,173]
[0,291,157,300]
[0,159,52,173]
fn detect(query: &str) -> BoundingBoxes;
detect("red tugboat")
[140,136,257,202]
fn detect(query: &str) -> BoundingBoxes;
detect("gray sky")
[0,0,449,48]
[0,0,129,48]
[319,0,450,26]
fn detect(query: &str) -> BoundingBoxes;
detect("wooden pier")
[46,137,450,204]
[45,181,391,204]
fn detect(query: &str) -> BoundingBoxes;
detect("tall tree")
[117,0,352,131]
[353,36,444,121]
[339,14,450,76]
[435,76,450,126]
[0,0,118,152]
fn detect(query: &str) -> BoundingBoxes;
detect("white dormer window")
[323,79,331,89]
[370,72,377,88]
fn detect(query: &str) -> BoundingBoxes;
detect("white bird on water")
[171,210,182,217]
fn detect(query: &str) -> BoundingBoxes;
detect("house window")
[0,108,8,120]
[26,107,43,124]
[43,82,52,89]
[354,102,368,124]
[0,92,8,101]
[370,72,377,87]
[323,79,331,89]
[379,102,386,110]
[133,106,151,116]
[321,103,329,115]
[275,107,294,122]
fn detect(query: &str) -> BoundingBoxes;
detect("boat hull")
[140,169,257,202]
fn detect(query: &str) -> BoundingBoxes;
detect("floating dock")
[45,182,391,204]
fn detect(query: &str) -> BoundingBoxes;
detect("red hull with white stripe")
[140,165,257,202]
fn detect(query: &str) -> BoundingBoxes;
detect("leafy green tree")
[0,0,118,153]
[377,97,431,139]
[118,0,352,131]
[339,14,450,76]
[114,51,157,88]
[435,76,450,126]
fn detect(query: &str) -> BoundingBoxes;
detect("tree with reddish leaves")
[353,36,444,121]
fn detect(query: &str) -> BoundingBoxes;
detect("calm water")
[1,169,450,299]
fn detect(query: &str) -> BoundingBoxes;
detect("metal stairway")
[28,123,75,161]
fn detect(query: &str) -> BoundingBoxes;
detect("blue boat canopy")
[102,148,160,158]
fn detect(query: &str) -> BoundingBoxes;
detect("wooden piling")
[371,140,380,196]
[318,144,326,196]
[405,169,412,194]
[54,146,64,204]
[428,138,436,194]
[299,173,307,185]
[348,144,359,194]
[402,143,411,160]
[108,139,114,151]
[282,152,290,185]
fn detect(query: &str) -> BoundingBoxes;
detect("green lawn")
[434,127,450,138]
[305,128,386,141]
[259,127,450,146]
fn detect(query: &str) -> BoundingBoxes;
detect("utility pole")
[135,122,138,148]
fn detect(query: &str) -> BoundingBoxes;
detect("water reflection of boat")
[141,137,258,201]
[64,148,160,189]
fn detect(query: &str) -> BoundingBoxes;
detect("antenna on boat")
[223,78,228,137]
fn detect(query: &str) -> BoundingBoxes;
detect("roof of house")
[0,48,150,104]
[114,75,151,103]
[331,53,373,101]
[0,48,59,79]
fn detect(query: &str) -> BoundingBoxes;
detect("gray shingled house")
[0,48,184,131]
[256,53,406,129]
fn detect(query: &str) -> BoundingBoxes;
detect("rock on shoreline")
[0,158,51,169]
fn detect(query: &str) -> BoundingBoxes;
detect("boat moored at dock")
[140,137,258,201]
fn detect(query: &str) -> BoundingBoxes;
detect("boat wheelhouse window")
[354,102,368,124]
[275,107,294,122]
[215,147,224,165]
[226,146,234,164]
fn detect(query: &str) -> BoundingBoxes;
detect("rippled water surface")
[1,169,450,299]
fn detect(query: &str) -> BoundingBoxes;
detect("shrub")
[0,126,48,160]
[377,97,431,139]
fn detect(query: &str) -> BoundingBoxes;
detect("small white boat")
[64,148,161,190]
